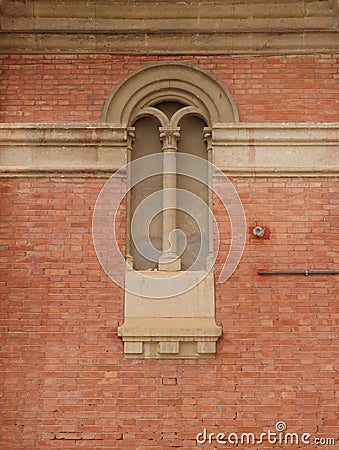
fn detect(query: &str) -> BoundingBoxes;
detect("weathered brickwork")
[0,54,338,123]
[0,177,337,449]
[0,28,338,447]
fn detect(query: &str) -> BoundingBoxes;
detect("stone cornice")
[0,123,338,177]
[0,31,337,56]
[1,0,336,32]
[212,123,339,176]
[0,0,337,55]
[0,124,127,177]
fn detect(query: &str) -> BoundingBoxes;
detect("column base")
[158,256,181,271]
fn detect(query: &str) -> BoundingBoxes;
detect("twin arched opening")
[102,62,238,272]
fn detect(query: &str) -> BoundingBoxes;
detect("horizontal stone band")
[0,123,338,177]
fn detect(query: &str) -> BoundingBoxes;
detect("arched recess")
[109,63,237,359]
[102,62,239,125]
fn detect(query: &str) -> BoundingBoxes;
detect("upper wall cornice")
[0,0,338,55]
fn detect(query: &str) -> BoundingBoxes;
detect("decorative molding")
[212,123,339,176]
[159,128,181,152]
[333,0,339,26]
[0,0,337,55]
[1,31,338,56]
[103,62,238,125]
[0,124,127,177]
[1,0,336,32]
[0,123,338,177]
[119,319,222,359]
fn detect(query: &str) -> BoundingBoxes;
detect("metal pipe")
[258,270,339,276]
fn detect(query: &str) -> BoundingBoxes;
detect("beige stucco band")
[0,123,338,177]
[0,0,337,55]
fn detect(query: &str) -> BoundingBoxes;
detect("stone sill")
[118,319,222,359]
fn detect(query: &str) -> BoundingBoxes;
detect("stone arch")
[102,62,239,125]
[108,62,228,358]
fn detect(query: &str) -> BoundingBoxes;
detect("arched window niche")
[102,63,238,358]
[129,102,210,273]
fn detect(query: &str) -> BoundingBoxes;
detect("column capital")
[203,127,212,152]
[159,127,180,152]
[127,127,136,151]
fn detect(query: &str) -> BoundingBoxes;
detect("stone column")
[203,128,214,269]
[126,127,135,269]
[158,127,181,271]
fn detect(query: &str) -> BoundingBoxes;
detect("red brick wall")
[1,52,338,448]
[1,54,338,123]
[1,177,337,449]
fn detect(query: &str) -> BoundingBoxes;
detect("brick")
[0,54,338,122]
[0,49,338,449]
